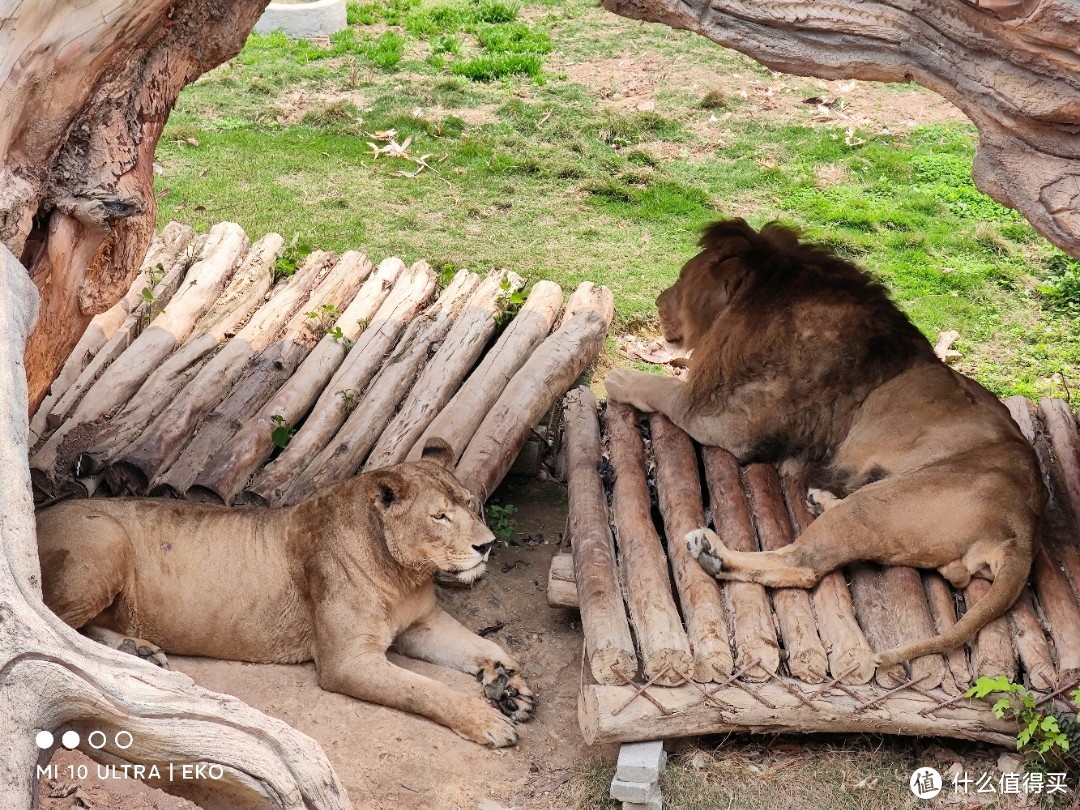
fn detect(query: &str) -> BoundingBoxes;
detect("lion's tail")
[875,543,1031,669]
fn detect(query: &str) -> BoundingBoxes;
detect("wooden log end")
[831,648,877,686]
[643,650,694,687]
[907,654,946,692]
[874,663,909,689]
[735,651,781,683]
[589,647,638,686]
[103,461,149,497]
[787,648,829,685]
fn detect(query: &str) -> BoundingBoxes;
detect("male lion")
[604,218,1044,668]
[37,439,534,747]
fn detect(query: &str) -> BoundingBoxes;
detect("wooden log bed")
[551,388,1080,746]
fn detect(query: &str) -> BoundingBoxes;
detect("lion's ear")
[419,437,454,469]
[372,471,409,512]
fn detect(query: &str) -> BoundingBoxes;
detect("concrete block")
[615,740,667,784]
[254,0,347,38]
[620,783,662,810]
[610,779,659,803]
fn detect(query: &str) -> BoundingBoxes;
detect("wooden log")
[965,578,1019,681]
[364,270,525,470]
[1039,397,1080,528]
[104,249,358,494]
[564,388,638,685]
[847,564,908,688]
[407,280,564,463]
[648,414,734,682]
[877,566,946,690]
[246,261,437,506]
[547,552,579,609]
[1007,587,1057,690]
[742,464,830,684]
[138,251,373,497]
[29,222,248,496]
[701,448,780,682]
[578,681,1017,748]
[923,573,973,690]
[74,233,285,482]
[781,472,876,685]
[37,226,200,443]
[280,271,481,505]
[189,257,406,504]
[456,282,614,501]
[605,402,694,686]
[1031,543,1080,678]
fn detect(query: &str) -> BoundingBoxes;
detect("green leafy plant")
[270,414,297,449]
[326,325,354,348]
[274,233,312,282]
[495,275,527,326]
[139,262,168,326]
[486,503,517,543]
[337,388,359,411]
[966,676,1080,758]
[304,303,341,338]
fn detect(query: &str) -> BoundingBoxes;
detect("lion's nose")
[473,541,495,557]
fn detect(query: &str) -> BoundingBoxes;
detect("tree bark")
[597,0,1080,261]
[605,402,694,686]
[455,282,614,502]
[965,577,1019,681]
[1,245,352,809]
[648,415,734,682]
[564,388,639,685]
[190,257,405,504]
[408,280,564,464]
[923,573,973,691]
[1,0,276,412]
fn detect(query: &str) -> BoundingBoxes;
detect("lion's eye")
[433,512,448,522]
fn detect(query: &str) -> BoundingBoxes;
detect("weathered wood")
[281,271,481,505]
[75,233,284,484]
[1007,587,1056,690]
[923,573,973,690]
[246,261,436,506]
[579,681,1017,748]
[408,280,564,463]
[649,414,734,682]
[781,472,876,685]
[547,552,580,609]
[597,0,1080,262]
[605,402,694,686]
[2,241,350,810]
[1039,397,1080,529]
[456,282,614,501]
[847,564,908,688]
[701,449,780,682]
[36,226,200,445]
[965,578,1019,681]
[742,464,829,684]
[29,222,249,496]
[564,388,638,685]
[5,0,277,415]
[880,566,947,690]
[190,257,405,504]
[365,271,524,470]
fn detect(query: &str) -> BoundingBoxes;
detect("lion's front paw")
[479,662,535,723]
[686,528,724,578]
[603,369,655,412]
[454,701,519,748]
[806,487,841,516]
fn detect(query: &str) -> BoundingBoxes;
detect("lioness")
[605,218,1045,668]
[37,439,534,747]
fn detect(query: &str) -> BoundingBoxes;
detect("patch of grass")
[476,22,552,53]
[452,52,542,80]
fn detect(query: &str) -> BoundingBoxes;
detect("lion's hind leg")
[82,626,170,669]
[686,527,822,588]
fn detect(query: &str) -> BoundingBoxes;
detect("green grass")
[155,0,1078,398]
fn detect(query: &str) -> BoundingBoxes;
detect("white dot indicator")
[87,730,107,749]
[35,731,54,749]
[61,731,80,749]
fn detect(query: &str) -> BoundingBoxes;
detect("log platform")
[29,222,613,505]
[552,388,1080,747]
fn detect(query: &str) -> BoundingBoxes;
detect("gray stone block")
[610,779,659,803]
[615,740,667,783]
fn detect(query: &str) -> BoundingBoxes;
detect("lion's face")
[657,232,751,351]
[374,441,496,584]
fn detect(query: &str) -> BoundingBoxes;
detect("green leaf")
[991,698,1011,718]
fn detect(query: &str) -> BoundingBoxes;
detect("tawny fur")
[605,218,1044,668]
[37,440,534,747]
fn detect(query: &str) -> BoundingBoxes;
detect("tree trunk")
[597,0,1080,261]
[1,245,351,809]
[1,0,277,413]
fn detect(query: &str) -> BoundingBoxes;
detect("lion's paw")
[479,662,534,723]
[85,626,170,670]
[806,488,841,516]
[603,369,655,412]
[455,701,519,748]
[686,528,724,578]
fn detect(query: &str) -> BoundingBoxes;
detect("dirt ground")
[37,478,602,810]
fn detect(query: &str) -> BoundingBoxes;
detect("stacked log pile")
[29,222,614,506]
[551,388,1080,746]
